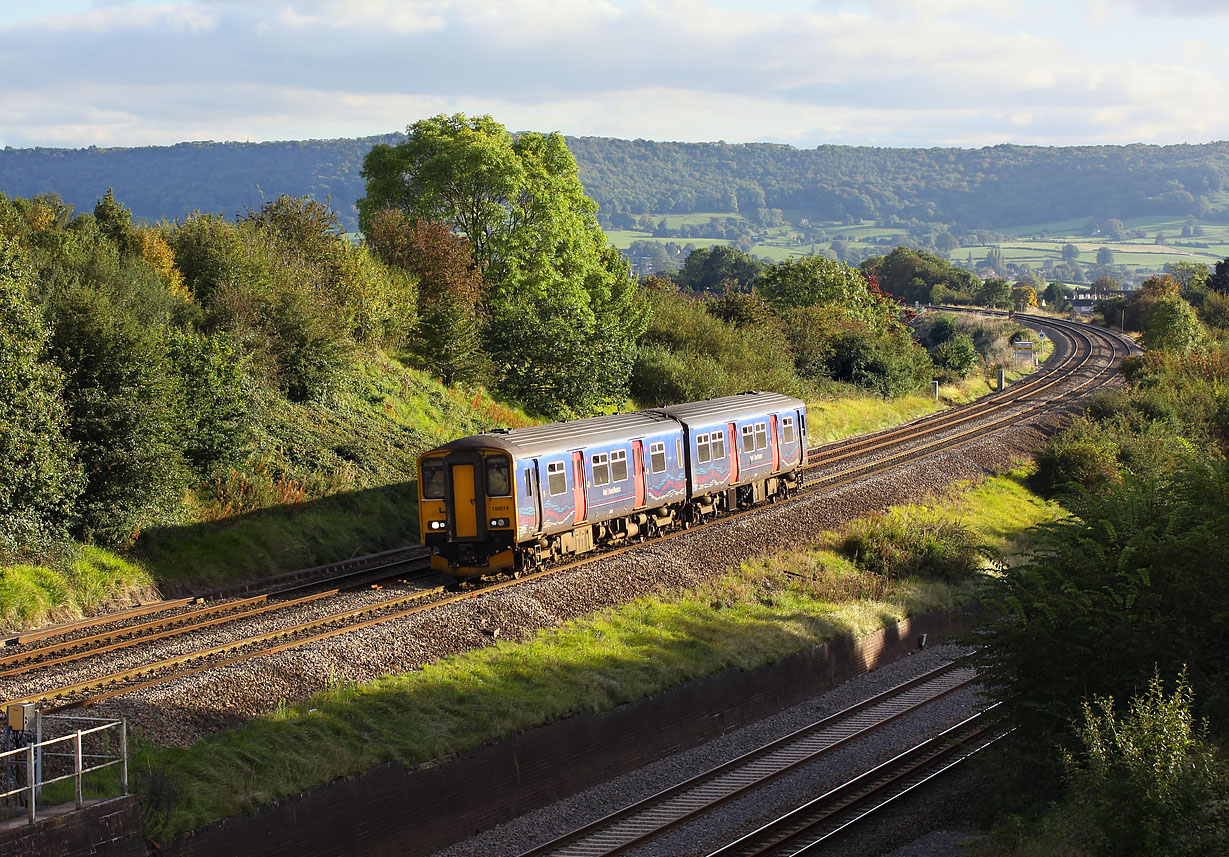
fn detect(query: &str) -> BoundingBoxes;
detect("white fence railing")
[1,714,127,825]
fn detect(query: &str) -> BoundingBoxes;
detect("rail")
[1,712,127,825]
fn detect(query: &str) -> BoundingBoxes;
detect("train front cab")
[419,446,518,577]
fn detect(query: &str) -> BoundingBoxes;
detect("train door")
[769,414,780,472]
[571,450,587,524]
[727,422,739,484]
[451,462,479,538]
[632,440,646,508]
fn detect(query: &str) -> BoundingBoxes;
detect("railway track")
[704,706,1007,857]
[515,662,980,857]
[0,314,1130,716]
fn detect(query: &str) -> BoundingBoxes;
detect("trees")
[674,245,763,293]
[759,256,893,326]
[975,460,1229,759]
[0,237,81,558]
[359,114,647,416]
[1142,296,1204,354]
[1062,243,1080,263]
[1096,246,1115,267]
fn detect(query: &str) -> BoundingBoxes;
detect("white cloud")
[1,0,1229,149]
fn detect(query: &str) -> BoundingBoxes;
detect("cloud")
[1,0,1228,149]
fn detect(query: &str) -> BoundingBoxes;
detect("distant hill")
[3,133,1229,233]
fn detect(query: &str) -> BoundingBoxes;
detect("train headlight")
[489,517,510,528]
[428,520,446,530]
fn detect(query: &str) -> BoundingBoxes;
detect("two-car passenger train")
[418,391,807,578]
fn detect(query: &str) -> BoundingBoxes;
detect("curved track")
[0,314,1133,714]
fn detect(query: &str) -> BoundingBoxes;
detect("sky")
[3,0,1229,151]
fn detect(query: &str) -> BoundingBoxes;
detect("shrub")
[1031,417,1122,497]
[1064,672,1226,857]
[837,511,993,582]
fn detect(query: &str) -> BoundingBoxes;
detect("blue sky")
[3,0,1229,150]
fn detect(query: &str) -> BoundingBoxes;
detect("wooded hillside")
[3,135,1228,232]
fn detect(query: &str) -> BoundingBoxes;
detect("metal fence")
[1,714,127,825]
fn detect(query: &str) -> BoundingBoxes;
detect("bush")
[1031,416,1122,497]
[837,511,993,582]
[1064,672,1226,857]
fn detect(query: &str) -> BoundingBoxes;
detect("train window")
[592,452,611,486]
[677,438,683,465]
[524,469,534,497]
[696,433,711,464]
[755,422,768,450]
[711,431,726,460]
[421,459,446,499]
[649,442,666,473]
[547,461,567,495]
[741,424,755,453]
[611,449,628,482]
[485,455,512,497]
[782,416,796,444]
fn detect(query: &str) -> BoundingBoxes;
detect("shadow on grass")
[136,480,420,596]
[143,590,920,835]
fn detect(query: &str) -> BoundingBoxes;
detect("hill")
[3,134,1229,235]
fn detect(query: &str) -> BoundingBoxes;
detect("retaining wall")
[155,609,975,857]
[0,796,143,857]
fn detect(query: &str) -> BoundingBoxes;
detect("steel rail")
[706,705,1008,857]
[0,552,433,674]
[807,316,1084,465]
[516,663,978,857]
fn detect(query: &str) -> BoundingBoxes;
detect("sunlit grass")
[0,546,155,630]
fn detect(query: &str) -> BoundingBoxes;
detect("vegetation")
[971,275,1229,853]
[128,471,1056,839]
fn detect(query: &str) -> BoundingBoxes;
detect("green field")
[610,210,1229,280]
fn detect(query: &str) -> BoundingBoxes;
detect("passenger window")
[676,438,682,465]
[755,423,768,450]
[524,469,534,497]
[696,433,710,464]
[649,441,666,473]
[741,425,754,453]
[421,459,446,499]
[782,416,796,444]
[547,461,567,495]
[711,431,726,460]
[592,452,610,486]
[611,449,628,482]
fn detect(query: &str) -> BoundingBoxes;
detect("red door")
[769,414,780,472]
[571,451,587,524]
[632,440,646,507]
[727,422,739,484]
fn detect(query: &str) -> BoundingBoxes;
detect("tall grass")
[0,546,155,629]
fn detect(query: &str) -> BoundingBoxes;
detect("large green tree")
[359,114,646,416]
[0,237,81,558]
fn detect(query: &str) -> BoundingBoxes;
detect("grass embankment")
[133,468,1061,838]
[0,546,155,631]
[136,354,533,594]
[0,354,535,626]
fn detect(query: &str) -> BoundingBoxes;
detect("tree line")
[4,134,1229,236]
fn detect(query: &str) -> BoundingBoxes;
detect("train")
[418,391,808,578]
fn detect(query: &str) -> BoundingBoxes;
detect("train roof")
[430,410,681,458]
[425,392,805,460]
[651,391,805,426]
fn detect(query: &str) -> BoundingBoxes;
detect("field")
[608,210,1229,281]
